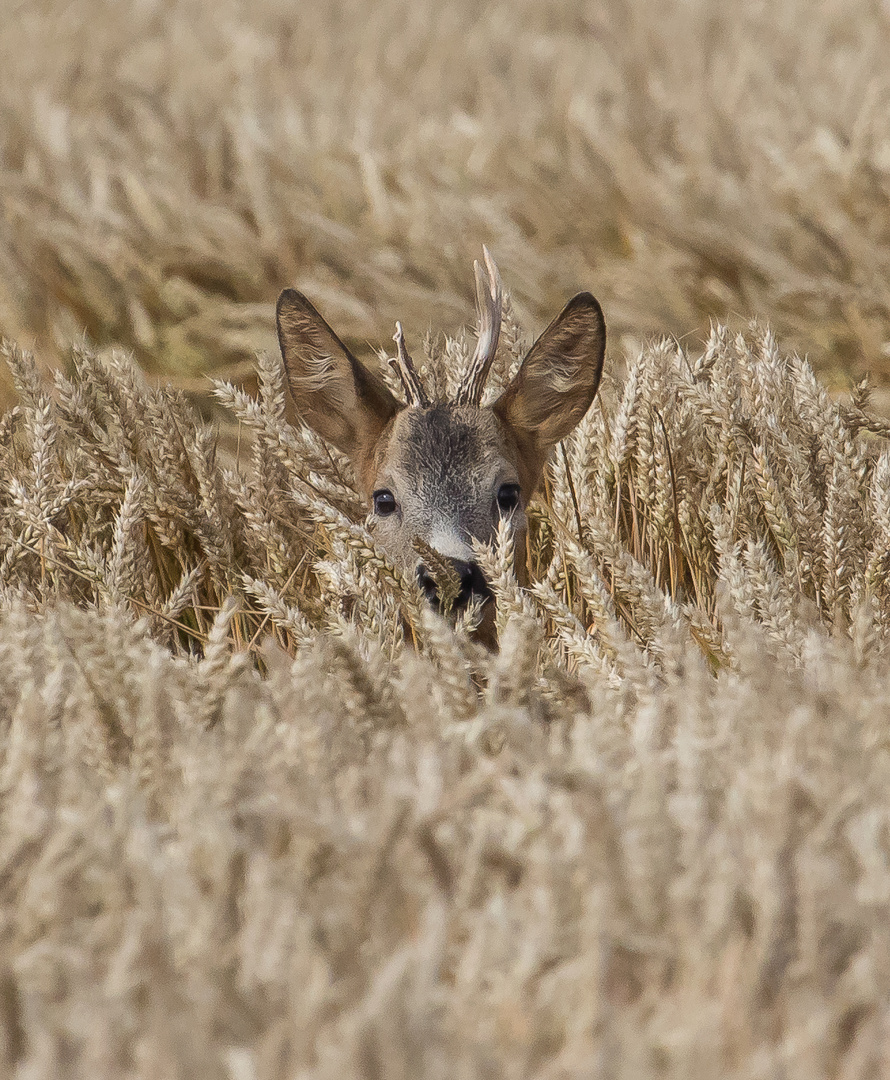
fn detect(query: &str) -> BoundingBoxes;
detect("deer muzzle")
[416,559,493,612]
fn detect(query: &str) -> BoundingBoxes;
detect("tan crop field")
[3,1,890,1076]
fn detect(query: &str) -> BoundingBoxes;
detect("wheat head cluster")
[0,307,889,1076]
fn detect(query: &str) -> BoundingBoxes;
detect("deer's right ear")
[276,289,400,465]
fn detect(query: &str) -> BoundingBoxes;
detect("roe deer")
[276,250,605,631]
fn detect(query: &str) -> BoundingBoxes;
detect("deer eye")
[497,483,521,514]
[373,489,397,516]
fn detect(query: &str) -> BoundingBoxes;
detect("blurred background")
[1,0,889,406]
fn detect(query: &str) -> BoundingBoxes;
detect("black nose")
[416,559,493,611]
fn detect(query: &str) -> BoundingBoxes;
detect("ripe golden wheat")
[2,0,890,397]
[4,0,890,1073]
[1,319,890,1076]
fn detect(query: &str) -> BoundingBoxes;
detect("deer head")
[276,250,605,622]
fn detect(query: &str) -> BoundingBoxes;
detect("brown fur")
[276,290,398,482]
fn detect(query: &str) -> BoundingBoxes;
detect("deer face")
[366,403,526,606]
[276,253,606,619]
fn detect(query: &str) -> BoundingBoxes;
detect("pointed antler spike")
[456,246,503,406]
[390,322,430,407]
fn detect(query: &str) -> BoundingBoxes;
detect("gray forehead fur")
[391,405,505,496]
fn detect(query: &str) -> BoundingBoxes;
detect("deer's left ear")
[494,293,606,458]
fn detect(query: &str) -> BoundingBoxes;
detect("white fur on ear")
[276,289,399,462]
[494,292,606,451]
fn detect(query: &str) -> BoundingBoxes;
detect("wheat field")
[4,1,890,1077]
[3,0,890,395]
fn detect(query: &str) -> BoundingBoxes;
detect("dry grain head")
[276,251,606,619]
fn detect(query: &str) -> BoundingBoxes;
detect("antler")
[390,322,430,407]
[455,246,503,406]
